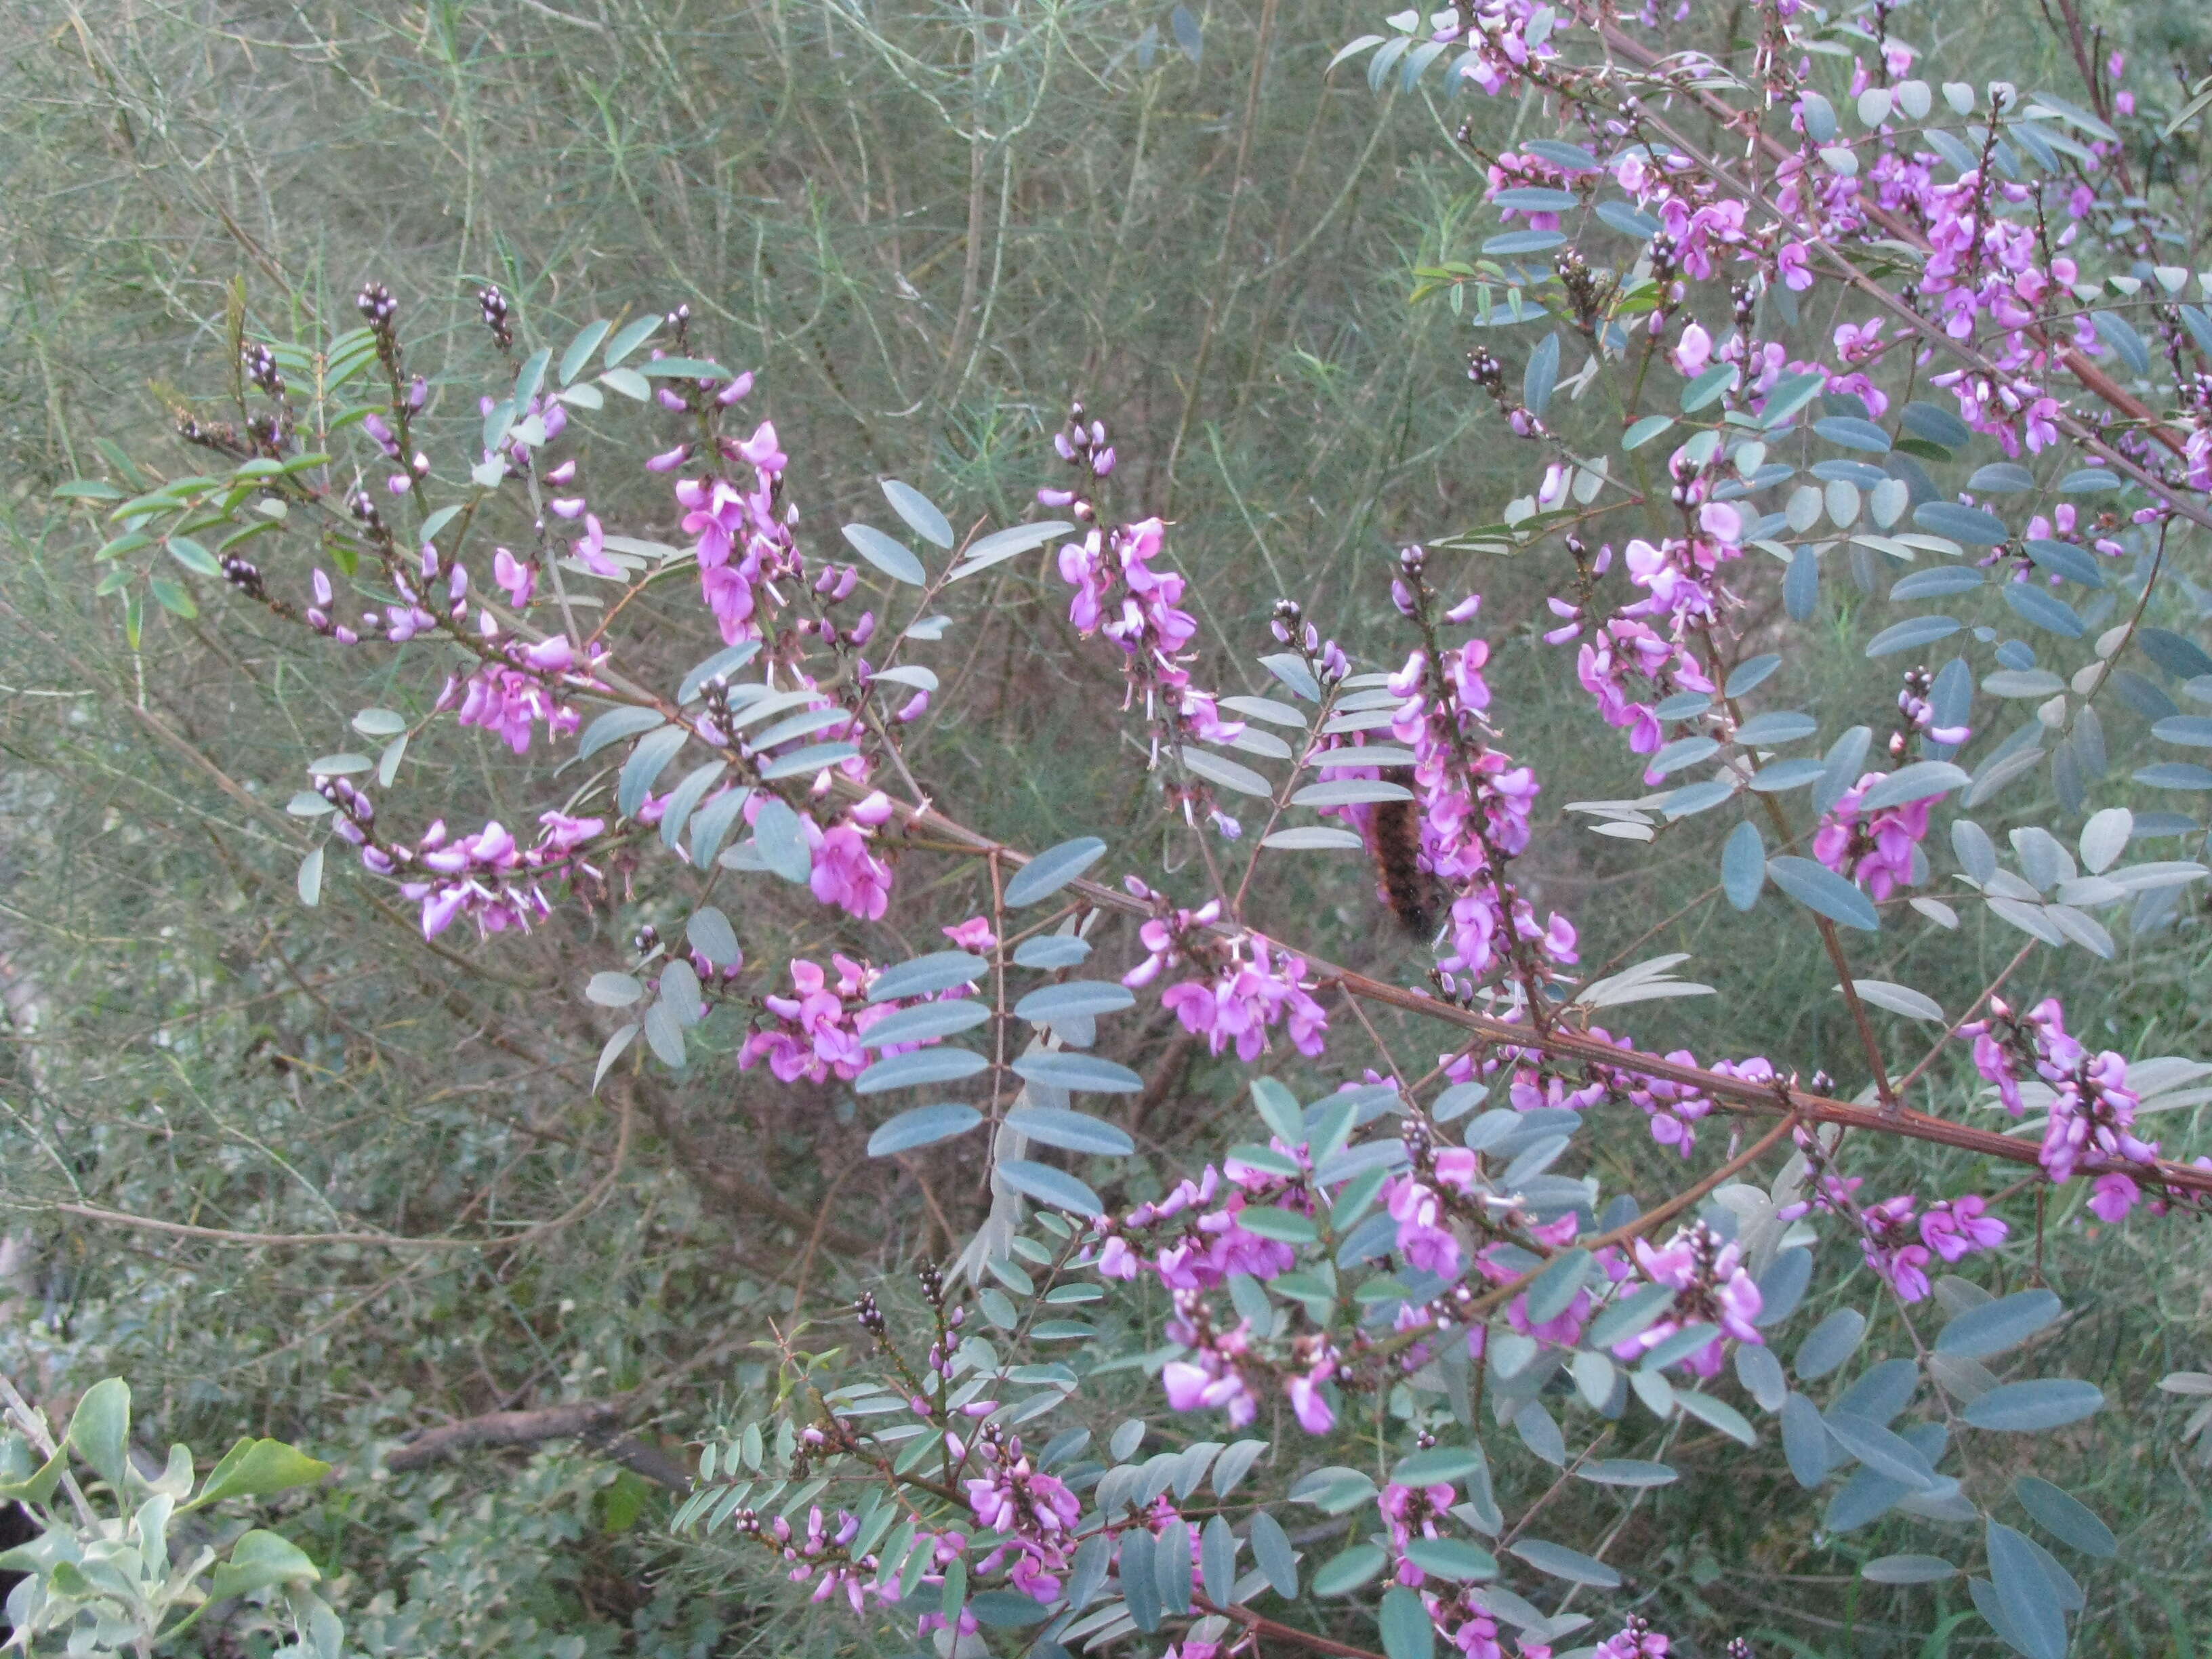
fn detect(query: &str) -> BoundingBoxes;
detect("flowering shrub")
[39,1,2212,1656]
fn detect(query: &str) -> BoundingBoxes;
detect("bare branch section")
[386,1399,691,1491]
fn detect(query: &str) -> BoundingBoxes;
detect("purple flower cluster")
[1811,772,1933,901]
[1122,886,1330,1060]
[1960,996,2159,1202]
[1386,567,1576,987]
[738,949,960,1084]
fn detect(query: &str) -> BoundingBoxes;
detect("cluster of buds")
[478,285,514,351]
[1891,664,1971,758]
[356,280,403,381]
[242,342,285,398]
[348,489,398,560]
[1268,600,1351,684]
[1552,247,1614,333]
[221,552,267,602]
[854,1291,888,1338]
[175,412,247,458]
[1036,402,1115,524]
[314,773,378,848]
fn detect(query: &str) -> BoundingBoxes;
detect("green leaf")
[55,478,126,501]
[1622,415,1675,449]
[1936,1290,2062,1358]
[996,1160,1103,1217]
[949,520,1075,580]
[1576,1458,1679,1488]
[560,320,613,385]
[1866,615,1963,657]
[1525,1249,1592,1324]
[166,535,223,577]
[577,706,668,761]
[859,1000,990,1046]
[1006,1107,1134,1156]
[869,951,987,1002]
[1005,837,1108,906]
[882,480,955,548]
[1379,1585,1435,1659]
[1795,1307,1866,1378]
[1263,826,1366,850]
[1237,1207,1317,1244]
[855,1048,989,1094]
[1522,332,1560,418]
[191,1439,333,1509]
[2013,1476,2117,1558]
[1014,981,1134,1022]
[751,797,812,884]
[868,1104,983,1158]
[1183,746,1273,798]
[1250,1511,1298,1595]
[592,1025,639,1092]
[1766,855,1879,931]
[1681,363,1738,412]
[1312,1542,1387,1597]
[1761,373,1828,428]
[1721,819,1765,909]
[602,315,659,367]
[1401,1537,1498,1580]
[1860,761,1970,810]
[150,577,198,618]
[297,846,324,908]
[1507,1538,1620,1586]
[1984,1522,2068,1659]
[1914,501,2010,546]
[618,726,689,817]
[1392,1445,1481,1486]
[209,1530,321,1602]
[1815,415,1892,453]
[1864,1554,1958,1584]
[842,523,926,585]
[1964,1380,2103,1431]
[66,1378,131,1491]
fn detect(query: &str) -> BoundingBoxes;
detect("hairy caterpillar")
[1368,768,1432,935]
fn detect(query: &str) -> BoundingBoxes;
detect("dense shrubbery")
[7,1,2212,1656]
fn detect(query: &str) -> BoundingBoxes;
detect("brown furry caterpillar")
[1368,768,1433,934]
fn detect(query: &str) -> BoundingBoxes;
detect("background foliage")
[3,0,2212,1654]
